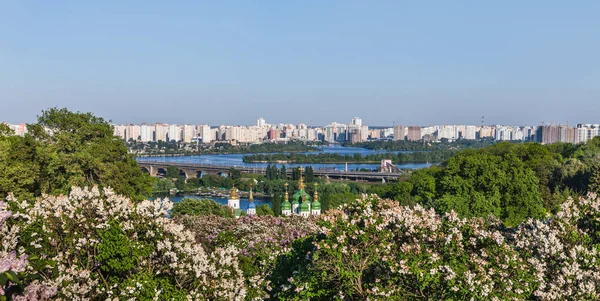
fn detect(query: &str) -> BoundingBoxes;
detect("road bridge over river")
[138,161,403,182]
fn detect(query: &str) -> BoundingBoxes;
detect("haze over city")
[1,1,599,125]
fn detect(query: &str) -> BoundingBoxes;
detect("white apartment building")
[154,124,168,142]
[125,124,140,141]
[140,124,153,142]
[114,125,126,140]
[351,117,362,127]
[183,125,196,143]
[463,125,477,140]
[437,125,457,140]
[257,118,266,127]
[167,124,181,142]
[197,124,212,143]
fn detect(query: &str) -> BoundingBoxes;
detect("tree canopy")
[0,108,153,201]
[170,198,234,218]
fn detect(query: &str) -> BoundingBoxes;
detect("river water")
[138,146,433,171]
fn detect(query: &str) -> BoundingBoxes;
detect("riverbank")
[136,149,322,157]
[131,141,324,157]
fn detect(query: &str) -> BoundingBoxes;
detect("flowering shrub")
[515,193,600,300]
[271,195,537,300]
[6,187,246,300]
[177,214,317,300]
[0,201,56,301]
[6,187,600,300]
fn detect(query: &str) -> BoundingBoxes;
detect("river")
[137,146,433,171]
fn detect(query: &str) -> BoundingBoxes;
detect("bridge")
[138,161,404,182]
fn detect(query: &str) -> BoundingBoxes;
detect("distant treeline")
[349,138,498,151]
[132,140,322,156]
[242,150,456,164]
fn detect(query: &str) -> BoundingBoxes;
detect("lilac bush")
[177,214,317,299]
[515,193,600,300]
[0,201,56,300]
[272,193,600,300]
[5,187,246,300]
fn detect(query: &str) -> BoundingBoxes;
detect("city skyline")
[1,1,600,125]
[8,116,599,146]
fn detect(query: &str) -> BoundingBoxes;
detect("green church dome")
[311,200,321,210]
[292,190,311,203]
[281,201,291,210]
[299,201,310,212]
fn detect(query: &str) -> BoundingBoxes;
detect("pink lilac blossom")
[5,186,246,300]
[1,199,55,300]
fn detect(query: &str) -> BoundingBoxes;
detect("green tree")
[265,165,273,181]
[256,204,274,216]
[0,108,153,201]
[292,168,300,181]
[280,165,287,180]
[437,152,545,227]
[170,198,234,218]
[153,178,176,193]
[391,181,414,205]
[0,134,39,200]
[272,192,282,217]
[166,166,180,179]
[305,166,315,182]
[229,168,241,180]
[407,168,438,203]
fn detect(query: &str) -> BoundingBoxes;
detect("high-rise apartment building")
[393,126,406,141]
[114,125,126,140]
[437,125,457,141]
[463,125,477,140]
[182,125,195,143]
[154,124,168,142]
[479,126,495,138]
[257,118,266,127]
[538,125,576,144]
[407,126,422,141]
[167,124,181,142]
[140,123,153,142]
[197,124,212,143]
[125,124,140,141]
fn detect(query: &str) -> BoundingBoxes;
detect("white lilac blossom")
[1,200,56,300]
[275,194,600,300]
[5,187,246,300]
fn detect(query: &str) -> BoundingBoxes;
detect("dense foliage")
[360,140,600,226]
[170,198,234,218]
[436,151,545,227]
[0,108,153,201]
[349,138,498,151]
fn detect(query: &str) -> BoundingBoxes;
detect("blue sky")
[1,1,599,126]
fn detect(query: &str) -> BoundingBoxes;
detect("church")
[228,167,321,217]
